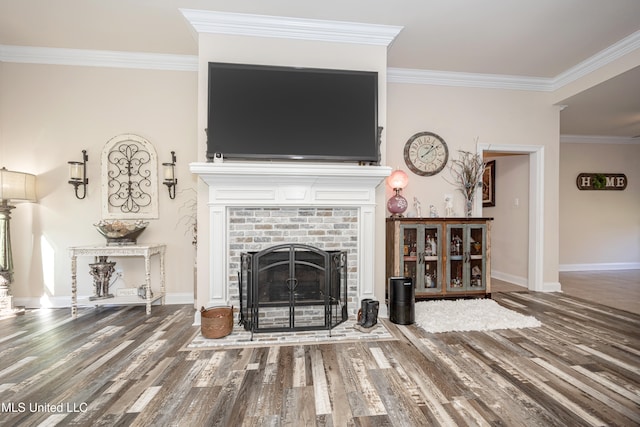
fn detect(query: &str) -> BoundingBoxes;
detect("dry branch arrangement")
[447,150,485,217]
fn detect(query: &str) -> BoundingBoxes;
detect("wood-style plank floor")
[1,285,639,425]
[559,269,640,315]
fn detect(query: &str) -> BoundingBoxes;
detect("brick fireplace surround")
[191,161,391,322]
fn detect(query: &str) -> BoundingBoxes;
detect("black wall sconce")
[162,151,177,199]
[68,150,88,199]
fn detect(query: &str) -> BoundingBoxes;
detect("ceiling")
[1,0,639,138]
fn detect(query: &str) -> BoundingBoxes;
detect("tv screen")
[207,62,379,163]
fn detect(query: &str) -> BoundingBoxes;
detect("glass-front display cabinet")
[386,217,492,300]
[446,224,488,293]
[398,223,443,294]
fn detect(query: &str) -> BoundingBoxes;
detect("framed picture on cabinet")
[482,160,495,207]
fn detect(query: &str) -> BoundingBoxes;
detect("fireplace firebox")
[239,244,348,338]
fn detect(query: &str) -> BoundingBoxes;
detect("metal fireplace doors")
[239,243,348,339]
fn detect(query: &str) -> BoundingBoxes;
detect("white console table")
[69,244,166,318]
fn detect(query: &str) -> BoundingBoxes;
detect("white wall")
[386,82,561,290]
[2,53,566,307]
[8,25,637,306]
[559,141,640,270]
[483,154,530,286]
[0,61,198,307]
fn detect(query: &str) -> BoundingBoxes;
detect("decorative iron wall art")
[101,134,159,219]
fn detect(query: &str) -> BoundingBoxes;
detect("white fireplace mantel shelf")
[190,161,392,206]
[190,161,391,312]
[190,161,391,177]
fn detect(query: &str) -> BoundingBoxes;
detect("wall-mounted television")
[207,62,379,163]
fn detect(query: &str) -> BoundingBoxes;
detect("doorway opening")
[478,144,545,292]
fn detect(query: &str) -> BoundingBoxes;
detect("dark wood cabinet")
[386,217,492,299]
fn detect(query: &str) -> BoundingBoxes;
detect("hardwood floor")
[559,270,640,315]
[0,276,638,426]
[493,270,640,315]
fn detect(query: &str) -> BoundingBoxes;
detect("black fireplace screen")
[239,244,348,337]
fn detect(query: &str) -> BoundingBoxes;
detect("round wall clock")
[403,131,449,176]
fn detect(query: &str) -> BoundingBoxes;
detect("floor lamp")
[0,167,37,314]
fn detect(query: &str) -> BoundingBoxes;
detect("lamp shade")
[387,169,409,189]
[0,167,37,202]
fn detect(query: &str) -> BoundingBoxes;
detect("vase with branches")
[447,150,485,217]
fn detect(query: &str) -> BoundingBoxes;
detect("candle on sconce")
[162,151,177,199]
[68,162,84,181]
[67,149,88,199]
[163,163,174,181]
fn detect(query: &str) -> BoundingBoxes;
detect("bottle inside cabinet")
[470,227,484,257]
[449,227,464,257]
[423,233,437,256]
[402,227,418,284]
[423,229,439,289]
[403,227,417,256]
[449,260,464,289]
[470,263,483,288]
[424,262,437,288]
[447,226,464,290]
[469,226,485,288]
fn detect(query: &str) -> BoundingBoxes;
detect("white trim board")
[491,271,528,288]
[478,143,547,293]
[560,263,640,272]
[2,28,637,90]
[15,292,194,309]
[179,9,403,47]
[0,44,198,71]
[388,30,640,91]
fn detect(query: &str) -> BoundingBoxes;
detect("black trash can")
[389,277,415,325]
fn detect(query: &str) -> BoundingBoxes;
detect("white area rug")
[415,298,541,333]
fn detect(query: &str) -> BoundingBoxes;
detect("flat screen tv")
[207,62,379,163]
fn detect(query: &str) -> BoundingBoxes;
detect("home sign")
[576,173,627,191]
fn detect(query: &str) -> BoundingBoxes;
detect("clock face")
[403,131,449,176]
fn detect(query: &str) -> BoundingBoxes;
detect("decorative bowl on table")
[94,220,149,246]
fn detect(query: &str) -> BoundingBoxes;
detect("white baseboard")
[14,293,195,309]
[491,271,528,288]
[193,310,201,326]
[559,262,640,272]
[16,296,62,309]
[542,281,562,292]
[166,293,195,305]
[491,271,562,292]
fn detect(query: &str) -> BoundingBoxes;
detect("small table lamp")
[0,167,37,313]
[387,169,409,217]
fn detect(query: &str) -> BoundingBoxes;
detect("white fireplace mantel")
[190,161,391,308]
[191,161,391,206]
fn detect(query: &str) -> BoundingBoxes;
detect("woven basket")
[200,306,234,339]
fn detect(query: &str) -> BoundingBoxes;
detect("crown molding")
[389,30,640,91]
[560,134,639,144]
[552,30,640,90]
[1,28,637,91]
[387,67,552,91]
[0,44,198,71]
[179,9,403,47]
